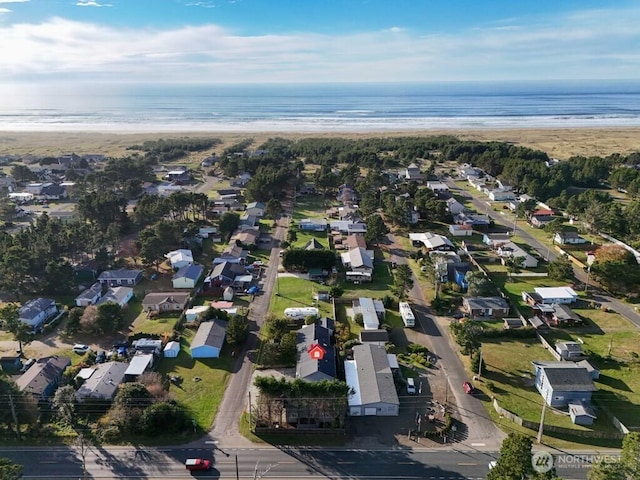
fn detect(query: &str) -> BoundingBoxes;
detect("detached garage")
[163,341,181,358]
[345,344,399,417]
[190,319,228,359]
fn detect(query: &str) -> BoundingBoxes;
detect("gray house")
[533,362,596,408]
[97,269,143,287]
[345,344,399,416]
[16,355,71,401]
[296,322,336,382]
[462,296,510,318]
[75,361,128,401]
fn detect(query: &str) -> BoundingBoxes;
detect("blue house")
[533,362,596,408]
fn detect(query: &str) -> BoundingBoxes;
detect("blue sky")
[0,0,639,83]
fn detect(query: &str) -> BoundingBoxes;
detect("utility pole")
[584,265,591,293]
[477,350,483,379]
[8,394,20,440]
[537,402,547,444]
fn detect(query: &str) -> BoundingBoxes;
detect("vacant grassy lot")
[158,328,234,429]
[269,276,333,318]
[292,195,333,222]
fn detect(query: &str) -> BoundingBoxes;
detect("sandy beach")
[0,127,639,160]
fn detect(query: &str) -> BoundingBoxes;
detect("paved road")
[385,234,505,449]
[446,179,640,330]
[210,189,293,445]
[210,216,287,444]
[0,444,596,479]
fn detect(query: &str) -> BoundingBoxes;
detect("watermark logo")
[532,451,554,473]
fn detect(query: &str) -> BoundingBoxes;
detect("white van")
[406,378,416,395]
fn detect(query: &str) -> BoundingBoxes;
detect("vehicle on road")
[185,458,211,471]
[95,351,106,363]
[72,344,90,354]
[406,377,416,395]
[399,302,416,327]
[463,381,474,394]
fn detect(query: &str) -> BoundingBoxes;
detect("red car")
[185,458,211,471]
[463,381,474,394]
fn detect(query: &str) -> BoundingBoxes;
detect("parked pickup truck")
[185,458,211,471]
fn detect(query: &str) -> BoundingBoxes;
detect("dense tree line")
[282,249,336,271]
[127,137,221,163]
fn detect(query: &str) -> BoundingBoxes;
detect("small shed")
[223,286,234,301]
[124,354,154,381]
[164,341,181,358]
[185,305,210,323]
[569,401,597,426]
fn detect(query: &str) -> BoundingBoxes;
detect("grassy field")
[269,276,334,318]
[131,314,181,336]
[292,195,333,222]
[158,328,234,429]
[341,255,394,299]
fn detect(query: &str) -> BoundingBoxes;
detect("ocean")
[1,80,640,132]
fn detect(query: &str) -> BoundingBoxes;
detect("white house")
[75,283,102,307]
[532,287,578,304]
[426,181,449,194]
[165,249,194,270]
[446,198,466,215]
[19,298,58,333]
[553,231,587,245]
[449,224,473,237]
[353,297,385,330]
[409,232,455,251]
[185,305,210,323]
[497,241,539,268]
[96,287,134,307]
[488,189,516,202]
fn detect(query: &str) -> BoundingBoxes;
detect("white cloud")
[76,1,112,7]
[0,8,11,13]
[0,0,29,3]
[0,7,639,83]
[185,1,216,7]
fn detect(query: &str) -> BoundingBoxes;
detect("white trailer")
[399,302,416,327]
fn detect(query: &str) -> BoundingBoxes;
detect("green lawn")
[341,250,394,299]
[292,195,333,222]
[158,328,234,429]
[291,230,329,249]
[132,314,181,336]
[269,276,334,318]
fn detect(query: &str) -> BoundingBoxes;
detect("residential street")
[445,178,640,330]
[385,234,505,449]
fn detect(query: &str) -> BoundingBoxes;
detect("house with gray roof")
[190,319,228,358]
[142,292,190,312]
[533,361,596,408]
[172,264,204,289]
[16,355,71,401]
[345,344,399,416]
[75,361,128,401]
[75,282,103,307]
[296,322,336,382]
[340,247,374,278]
[96,286,134,307]
[462,296,510,318]
[97,269,143,287]
[19,298,58,333]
